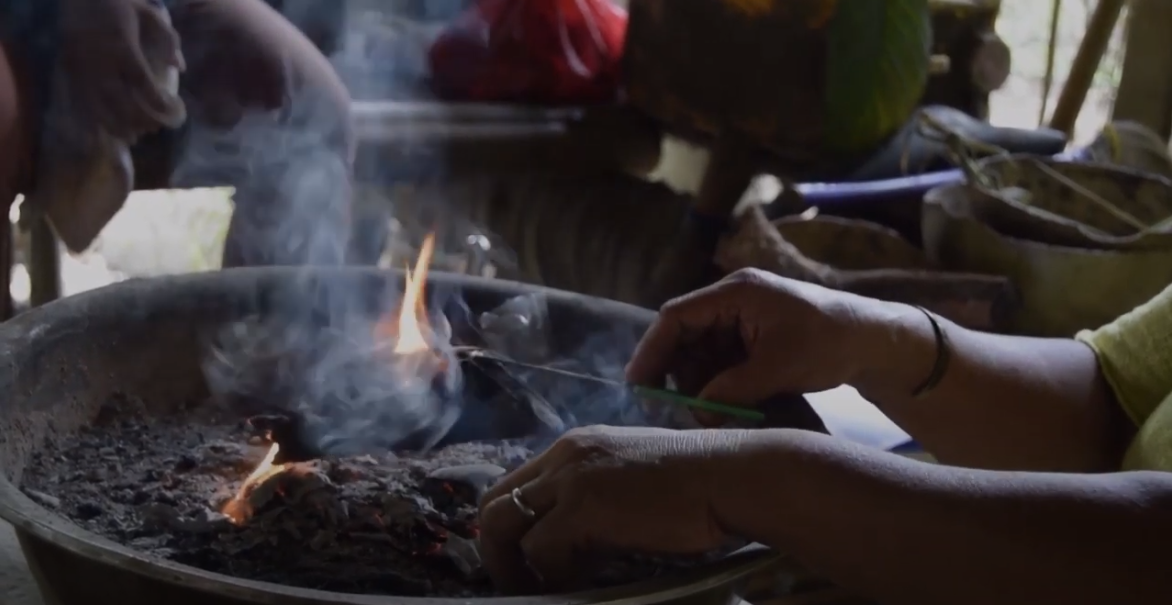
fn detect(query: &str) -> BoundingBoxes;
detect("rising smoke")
[198,0,663,459]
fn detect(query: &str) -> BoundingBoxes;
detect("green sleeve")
[1077,283,1172,425]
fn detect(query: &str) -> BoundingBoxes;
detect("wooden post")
[1048,0,1127,137]
[29,216,60,308]
[1112,0,1172,141]
[643,141,757,308]
[0,218,12,321]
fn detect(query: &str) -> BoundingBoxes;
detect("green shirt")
[1078,283,1172,471]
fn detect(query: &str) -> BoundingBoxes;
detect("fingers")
[698,360,773,407]
[625,280,732,387]
[480,452,548,506]
[135,1,184,70]
[520,503,587,592]
[478,479,560,594]
[480,434,592,506]
[95,74,140,140]
[127,7,185,126]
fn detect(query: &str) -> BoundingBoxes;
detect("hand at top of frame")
[59,0,187,140]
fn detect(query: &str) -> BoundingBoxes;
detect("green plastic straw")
[630,385,765,421]
[459,348,765,421]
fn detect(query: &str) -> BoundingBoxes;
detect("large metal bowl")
[0,267,782,605]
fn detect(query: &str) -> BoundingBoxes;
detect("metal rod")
[351,101,584,125]
[458,349,765,421]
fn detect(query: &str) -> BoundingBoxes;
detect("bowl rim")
[0,267,783,605]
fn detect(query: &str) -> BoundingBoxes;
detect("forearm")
[714,430,1172,605]
[851,302,1131,471]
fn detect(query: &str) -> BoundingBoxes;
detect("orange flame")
[372,233,449,384]
[393,233,435,354]
[223,235,443,524]
[222,442,286,524]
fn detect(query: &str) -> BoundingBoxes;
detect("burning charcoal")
[246,461,333,513]
[22,488,61,509]
[328,460,380,484]
[246,414,322,462]
[424,464,506,502]
[278,461,333,503]
[440,535,483,578]
[380,493,437,526]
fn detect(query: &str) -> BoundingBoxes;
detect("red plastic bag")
[427,0,628,104]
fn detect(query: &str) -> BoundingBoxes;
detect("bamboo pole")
[1037,0,1063,125]
[1047,0,1127,137]
[1112,0,1172,141]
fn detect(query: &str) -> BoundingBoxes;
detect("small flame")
[222,442,287,524]
[393,233,435,354]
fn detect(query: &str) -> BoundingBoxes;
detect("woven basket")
[772,215,932,271]
[718,208,1015,331]
[923,183,1172,337]
[963,155,1172,250]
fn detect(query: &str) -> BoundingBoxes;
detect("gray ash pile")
[21,398,717,597]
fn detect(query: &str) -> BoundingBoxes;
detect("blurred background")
[8,0,1136,306]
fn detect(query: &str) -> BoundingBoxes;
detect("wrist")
[848,301,940,402]
[705,429,808,544]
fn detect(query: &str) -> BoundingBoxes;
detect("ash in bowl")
[19,275,727,597]
[19,396,722,597]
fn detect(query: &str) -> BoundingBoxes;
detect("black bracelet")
[910,306,951,398]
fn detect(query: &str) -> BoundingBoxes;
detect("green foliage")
[822,0,932,154]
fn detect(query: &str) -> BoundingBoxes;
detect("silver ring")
[511,487,536,518]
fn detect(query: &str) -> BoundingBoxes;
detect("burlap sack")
[963,155,1172,250]
[923,183,1172,337]
[718,207,1016,331]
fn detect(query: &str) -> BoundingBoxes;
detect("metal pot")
[0,267,782,605]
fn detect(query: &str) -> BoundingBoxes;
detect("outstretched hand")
[625,269,886,423]
[60,0,187,140]
[477,426,746,594]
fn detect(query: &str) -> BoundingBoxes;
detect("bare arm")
[713,429,1172,605]
[850,302,1132,471]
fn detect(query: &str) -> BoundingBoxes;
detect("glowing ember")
[222,442,287,524]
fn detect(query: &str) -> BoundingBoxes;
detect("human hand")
[59,0,186,141]
[626,269,896,424]
[477,426,748,594]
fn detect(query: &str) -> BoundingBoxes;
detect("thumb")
[694,361,776,425]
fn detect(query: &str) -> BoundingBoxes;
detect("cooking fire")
[19,236,717,597]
